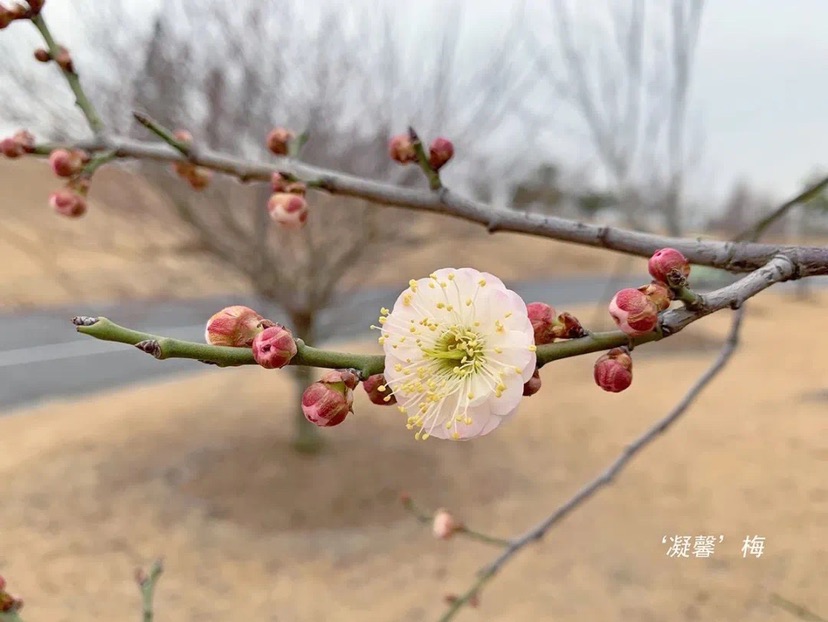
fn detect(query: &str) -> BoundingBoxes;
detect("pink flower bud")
[252,324,297,369]
[638,281,673,312]
[48,148,85,177]
[12,130,34,153]
[527,302,556,345]
[186,167,212,191]
[267,192,308,229]
[302,371,357,427]
[55,47,73,72]
[363,373,396,405]
[522,369,542,396]
[648,247,691,285]
[388,134,416,164]
[49,189,87,218]
[594,347,633,393]
[432,508,461,539]
[428,137,454,170]
[0,137,23,158]
[204,305,272,347]
[608,288,659,336]
[266,127,294,156]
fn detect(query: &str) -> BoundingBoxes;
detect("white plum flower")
[375,267,537,441]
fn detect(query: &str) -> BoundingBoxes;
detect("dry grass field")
[0,293,825,621]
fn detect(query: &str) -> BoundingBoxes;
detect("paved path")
[1,274,823,413]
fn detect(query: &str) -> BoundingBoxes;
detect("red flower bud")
[432,508,461,539]
[363,373,396,405]
[252,324,297,369]
[638,281,673,312]
[267,192,308,229]
[204,305,272,347]
[34,47,51,62]
[527,302,556,345]
[594,347,633,393]
[648,247,691,286]
[48,148,86,177]
[302,370,358,427]
[173,129,193,144]
[266,127,294,156]
[522,369,542,396]
[49,189,87,218]
[0,137,23,158]
[270,171,287,192]
[608,288,659,336]
[186,167,212,191]
[428,137,454,170]
[388,134,416,164]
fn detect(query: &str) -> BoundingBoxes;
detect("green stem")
[402,497,510,547]
[137,559,164,622]
[674,285,704,309]
[132,112,191,156]
[409,127,442,191]
[438,570,494,622]
[30,14,106,135]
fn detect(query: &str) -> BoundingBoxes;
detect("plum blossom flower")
[376,267,537,441]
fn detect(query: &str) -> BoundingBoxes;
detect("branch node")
[135,339,162,359]
[72,315,98,327]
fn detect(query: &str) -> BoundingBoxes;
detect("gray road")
[1,274,823,413]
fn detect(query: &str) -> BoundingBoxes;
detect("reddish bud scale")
[638,281,673,312]
[55,47,73,72]
[608,288,659,336]
[252,324,297,369]
[34,48,51,62]
[270,171,287,192]
[0,8,13,29]
[363,373,396,405]
[12,130,35,153]
[551,312,587,340]
[594,348,633,393]
[648,247,691,285]
[428,137,454,170]
[527,302,557,345]
[388,134,416,164]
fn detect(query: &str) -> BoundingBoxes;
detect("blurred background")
[0,1,826,620]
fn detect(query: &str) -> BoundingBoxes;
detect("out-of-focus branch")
[135,559,164,622]
[734,175,828,242]
[27,138,828,278]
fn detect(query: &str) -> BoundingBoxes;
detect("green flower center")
[424,326,487,376]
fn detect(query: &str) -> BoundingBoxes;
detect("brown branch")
[28,138,828,278]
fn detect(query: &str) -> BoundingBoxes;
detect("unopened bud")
[444,593,480,609]
[266,127,293,156]
[204,305,272,347]
[0,137,23,158]
[594,347,633,393]
[267,192,308,229]
[428,137,454,170]
[172,129,193,144]
[270,171,287,192]
[49,189,87,218]
[363,373,396,405]
[388,133,416,164]
[648,247,691,286]
[608,288,659,336]
[34,48,51,62]
[48,148,86,177]
[12,130,34,153]
[638,281,673,312]
[0,592,14,613]
[551,311,587,340]
[522,369,542,396]
[186,167,212,191]
[432,508,461,539]
[527,302,556,345]
[27,0,45,13]
[0,8,13,29]
[54,46,73,72]
[302,370,357,427]
[252,324,297,369]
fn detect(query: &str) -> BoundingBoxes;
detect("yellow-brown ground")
[0,293,825,621]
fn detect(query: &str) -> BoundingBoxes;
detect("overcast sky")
[3,0,826,209]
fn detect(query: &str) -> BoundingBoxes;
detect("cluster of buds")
[267,171,309,229]
[0,575,24,614]
[599,247,692,393]
[388,133,454,171]
[169,130,212,190]
[362,373,396,405]
[33,44,72,71]
[301,369,358,427]
[0,129,35,158]
[523,302,586,397]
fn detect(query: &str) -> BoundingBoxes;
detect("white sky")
[3,0,827,209]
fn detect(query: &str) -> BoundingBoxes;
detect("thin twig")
[402,496,511,547]
[734,175,828,242]
[770,593,827,622]
[136,559,164,622]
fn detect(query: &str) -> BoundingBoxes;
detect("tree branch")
[27,137,828,278]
